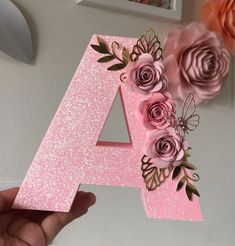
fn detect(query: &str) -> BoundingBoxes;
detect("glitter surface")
[13,35,203,221]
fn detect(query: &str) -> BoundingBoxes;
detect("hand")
[0,187,96,246]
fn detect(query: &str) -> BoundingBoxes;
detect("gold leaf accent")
[141,155,173,191]
[187,183,200,197]
[184,152,191,158]
[176,176,186,191]
[186,184,193,201]
[92,36,130,71]
[107,63,127,71]
[97,55,114,63]
[122,47,129,64]
[172,166,182,180]
[181,162,197,170]
[91,44,108,54]
[130,29,163,62]
[97,36,109,53]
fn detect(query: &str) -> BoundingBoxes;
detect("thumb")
[41,191,96,243]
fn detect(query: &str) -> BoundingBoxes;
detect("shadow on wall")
[181,0,202,23]
[12,0,38,64]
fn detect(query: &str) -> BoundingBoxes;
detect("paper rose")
[139,92,176,130]
[202,0,235,55]
[145,127,188,168]
[126,53,167,94]
[163,22,231,105]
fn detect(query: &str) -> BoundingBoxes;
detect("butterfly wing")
[163,109,178,128]
[185,114,200,131]
[182,93,196,120]
[179,93,199,134]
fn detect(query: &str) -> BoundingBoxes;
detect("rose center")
[148,103,162,119]
[205,55,216,74]
[142,71,150,80]
[135,64,158,88]
[155,136,175,158]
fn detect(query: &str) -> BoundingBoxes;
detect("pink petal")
[152,158,170,168]
[151,81,163,93]
[175,149,184,161]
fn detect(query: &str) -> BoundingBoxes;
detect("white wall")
[0,0,234,245]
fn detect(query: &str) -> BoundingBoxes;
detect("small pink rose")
[126,54,167,94]
[145,127,188,168]
[139,92,176,130]
[163,22,231,105]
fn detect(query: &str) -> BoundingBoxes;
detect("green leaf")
[176,176,186,191]
[107,63,127,71]
[187,183,200,197]
[122,47,129,64]
[181,162,197,170]
[97,55,115,63]
[97,36,109,53]
[172,166,182,180]
[91,44,109,54]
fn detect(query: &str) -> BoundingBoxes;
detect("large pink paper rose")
[163,22,231,104]
[139,92,176,130]
[145,127,188,168]
[126,53,167,94]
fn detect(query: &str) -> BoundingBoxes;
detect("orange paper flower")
[202,0,235,55]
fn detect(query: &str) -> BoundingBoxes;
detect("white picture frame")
[76,0,183,22]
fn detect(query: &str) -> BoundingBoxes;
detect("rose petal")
[152,158,170,168]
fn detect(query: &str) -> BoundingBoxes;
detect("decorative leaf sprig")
[172,149,200,201]
[91,36,130,71]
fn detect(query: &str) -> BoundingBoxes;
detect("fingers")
[0,187,19,213]
[66,192,96,224]
[41,191,96,244]
[9,220,46,246]
[22,210,53,224]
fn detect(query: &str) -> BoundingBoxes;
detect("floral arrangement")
[91,25,230,201]
[202,0,235,55]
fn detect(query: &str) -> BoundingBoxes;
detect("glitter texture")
[13,35,203,221]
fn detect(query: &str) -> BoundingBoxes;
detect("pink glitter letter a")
[13,35,203,221]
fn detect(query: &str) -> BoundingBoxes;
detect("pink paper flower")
[145,127,188,168]
[139,92,176,130]
[163,22,231,105]
[126,53,167,94]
